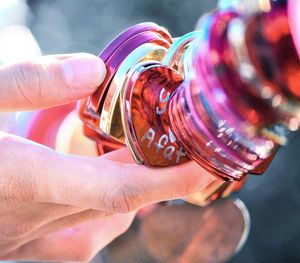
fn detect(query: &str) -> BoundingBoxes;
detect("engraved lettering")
[155,134,168,153]
[168,128,176,143]
[176,147,187,163]
[163,145,175,160]
[141,128,155,148]
[156,88,171,115]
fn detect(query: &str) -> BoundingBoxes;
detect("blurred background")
[1,0,300,262]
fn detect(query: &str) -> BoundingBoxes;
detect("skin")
[0,53,215,261]
[0,1,298,260]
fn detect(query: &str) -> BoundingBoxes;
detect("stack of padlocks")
[14,0,296,206]
[79,0,300,205]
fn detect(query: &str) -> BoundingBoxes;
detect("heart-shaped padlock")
[79,23,172,154]
[119,31,197,166]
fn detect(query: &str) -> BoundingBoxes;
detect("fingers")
[289,0,300,56]
[0,131,214,214]
[0,209,108,256]
[1,213,135,262]
[0,53,106,112]
[26,209,107,242]
[0,204,87,255]
[0,203,82,242]
[36,145,214,213]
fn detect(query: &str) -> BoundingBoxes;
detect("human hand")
[0,53,214,261]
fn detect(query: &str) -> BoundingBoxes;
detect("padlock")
[100,43,168,143]
[119,31,198,166]
[79,22,172,154]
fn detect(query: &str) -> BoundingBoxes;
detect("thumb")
[0,53,106,111]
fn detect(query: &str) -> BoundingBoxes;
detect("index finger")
[0,132,214,213]
[43,148,215,213]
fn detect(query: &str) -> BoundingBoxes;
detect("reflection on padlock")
[79,0,300,205]
[14,103,99,157]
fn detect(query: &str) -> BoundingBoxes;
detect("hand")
[0,53,214,261]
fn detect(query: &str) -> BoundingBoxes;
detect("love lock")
[79,22,172,154]
[120,32,196,166]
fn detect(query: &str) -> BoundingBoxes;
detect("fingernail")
[61,53,106,90]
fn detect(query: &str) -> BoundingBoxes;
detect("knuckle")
[11,61,43,106]
[109,187,139,213]
[112,192,132,213]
